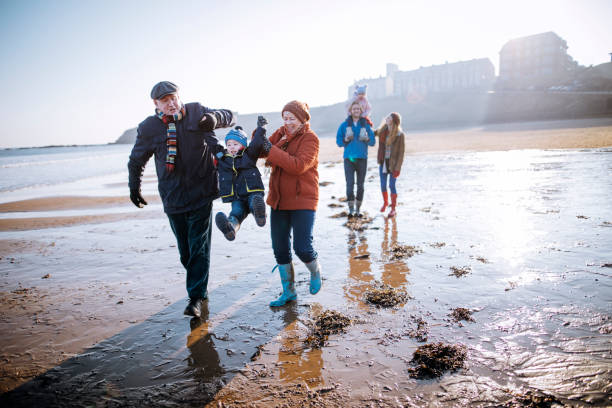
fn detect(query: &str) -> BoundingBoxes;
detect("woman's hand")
[392,170,400,178]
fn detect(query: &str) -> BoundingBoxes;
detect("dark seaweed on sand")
[408,342,467,379]
[364,283,409,308]
[305,310,351,349]
[344,214,373,231]
[449,307,474,322]
[501,389,562,408]
[449,266,471,277]
[406,317,429,342]
[389,244,422,260]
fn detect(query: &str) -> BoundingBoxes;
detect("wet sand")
[1,118,611,406]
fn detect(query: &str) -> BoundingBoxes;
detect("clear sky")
[1,0,610,148]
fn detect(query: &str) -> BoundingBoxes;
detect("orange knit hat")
[282,100,310,124]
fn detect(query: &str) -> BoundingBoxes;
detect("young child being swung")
[214,116,270,241]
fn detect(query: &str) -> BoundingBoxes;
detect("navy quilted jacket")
[216,126,267,203]
[128,102,234,214]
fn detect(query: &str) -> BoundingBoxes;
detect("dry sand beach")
[1,118,611,406]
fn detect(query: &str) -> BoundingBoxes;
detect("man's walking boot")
[380,190,388,212]
[184,297,203,318]
[348,200,355,218]
[251,194,266,227]
[305,258,322,294]
[270,263,297,307]
[388,193,398,218]
[355,200,363,217]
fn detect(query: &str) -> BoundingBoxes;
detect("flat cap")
[150,81,179,99]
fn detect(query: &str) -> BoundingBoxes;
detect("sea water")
[0,144,134,193]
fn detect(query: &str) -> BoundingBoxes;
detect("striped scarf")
[156,107,185,172]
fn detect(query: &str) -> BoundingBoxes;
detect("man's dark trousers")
[167,202,213,300]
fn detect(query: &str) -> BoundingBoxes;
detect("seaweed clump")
[344,214,373,231]
[449,266,471,277]
[305,310,351,349]
[364,283,409,307]
[406,317,429,342]
[389,244,422,260]
[408,342,467,379]
[449,307,474,322]
[502,389,562,408]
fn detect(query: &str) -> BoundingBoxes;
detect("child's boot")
[348,200,355,217]
[251,194,266,227]
[380,191,388,212]
[270,263,297,307]
[305,258,322,294]
[215,212,240,241]
[388,194,398,218]
[355,200,363,217]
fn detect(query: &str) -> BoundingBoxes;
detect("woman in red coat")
[264,100,322,307]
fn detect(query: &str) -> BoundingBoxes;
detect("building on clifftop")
[498,31,579,90]
[349,59,494,101]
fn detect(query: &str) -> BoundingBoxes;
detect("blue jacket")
[336,117,375,159]
[216,126,267,203]
[128,102,234,214]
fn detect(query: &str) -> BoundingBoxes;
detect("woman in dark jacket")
[375,112,405,218]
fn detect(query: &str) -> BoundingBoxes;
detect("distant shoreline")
[0,142,117,151]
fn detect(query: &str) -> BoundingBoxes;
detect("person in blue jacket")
[128,81,234,318]
[215,116,271,241]
[336,101,376,217]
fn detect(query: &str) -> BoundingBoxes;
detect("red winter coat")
[265,123,319,211]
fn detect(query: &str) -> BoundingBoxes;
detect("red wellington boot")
[388,193,398,218]
[380,191,388,212]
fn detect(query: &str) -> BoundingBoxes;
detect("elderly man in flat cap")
[128,81,234,318]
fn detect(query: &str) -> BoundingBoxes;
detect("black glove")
[257,115,268,128]
[130,189,148,208]
[199,113,218,132]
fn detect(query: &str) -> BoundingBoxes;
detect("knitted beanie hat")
[282,100,310,124]
[355,84,367,95]
[225,126,248,148]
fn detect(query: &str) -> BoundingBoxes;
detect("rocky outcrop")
[115,128,138,144]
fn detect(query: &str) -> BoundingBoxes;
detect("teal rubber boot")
[269,263,297,307]
[305,259,322,295]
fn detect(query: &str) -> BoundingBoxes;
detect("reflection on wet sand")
[380,217,410,288]
[0,277,299,407]
[275,304,323,387]
[344,230,374,308]
[186,306,223,379]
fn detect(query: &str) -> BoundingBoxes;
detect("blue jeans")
[228,192,263,223]
[379,165,397,195]
[270,209,317,265]
[167,202,212,300]
[344,158,367,201]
